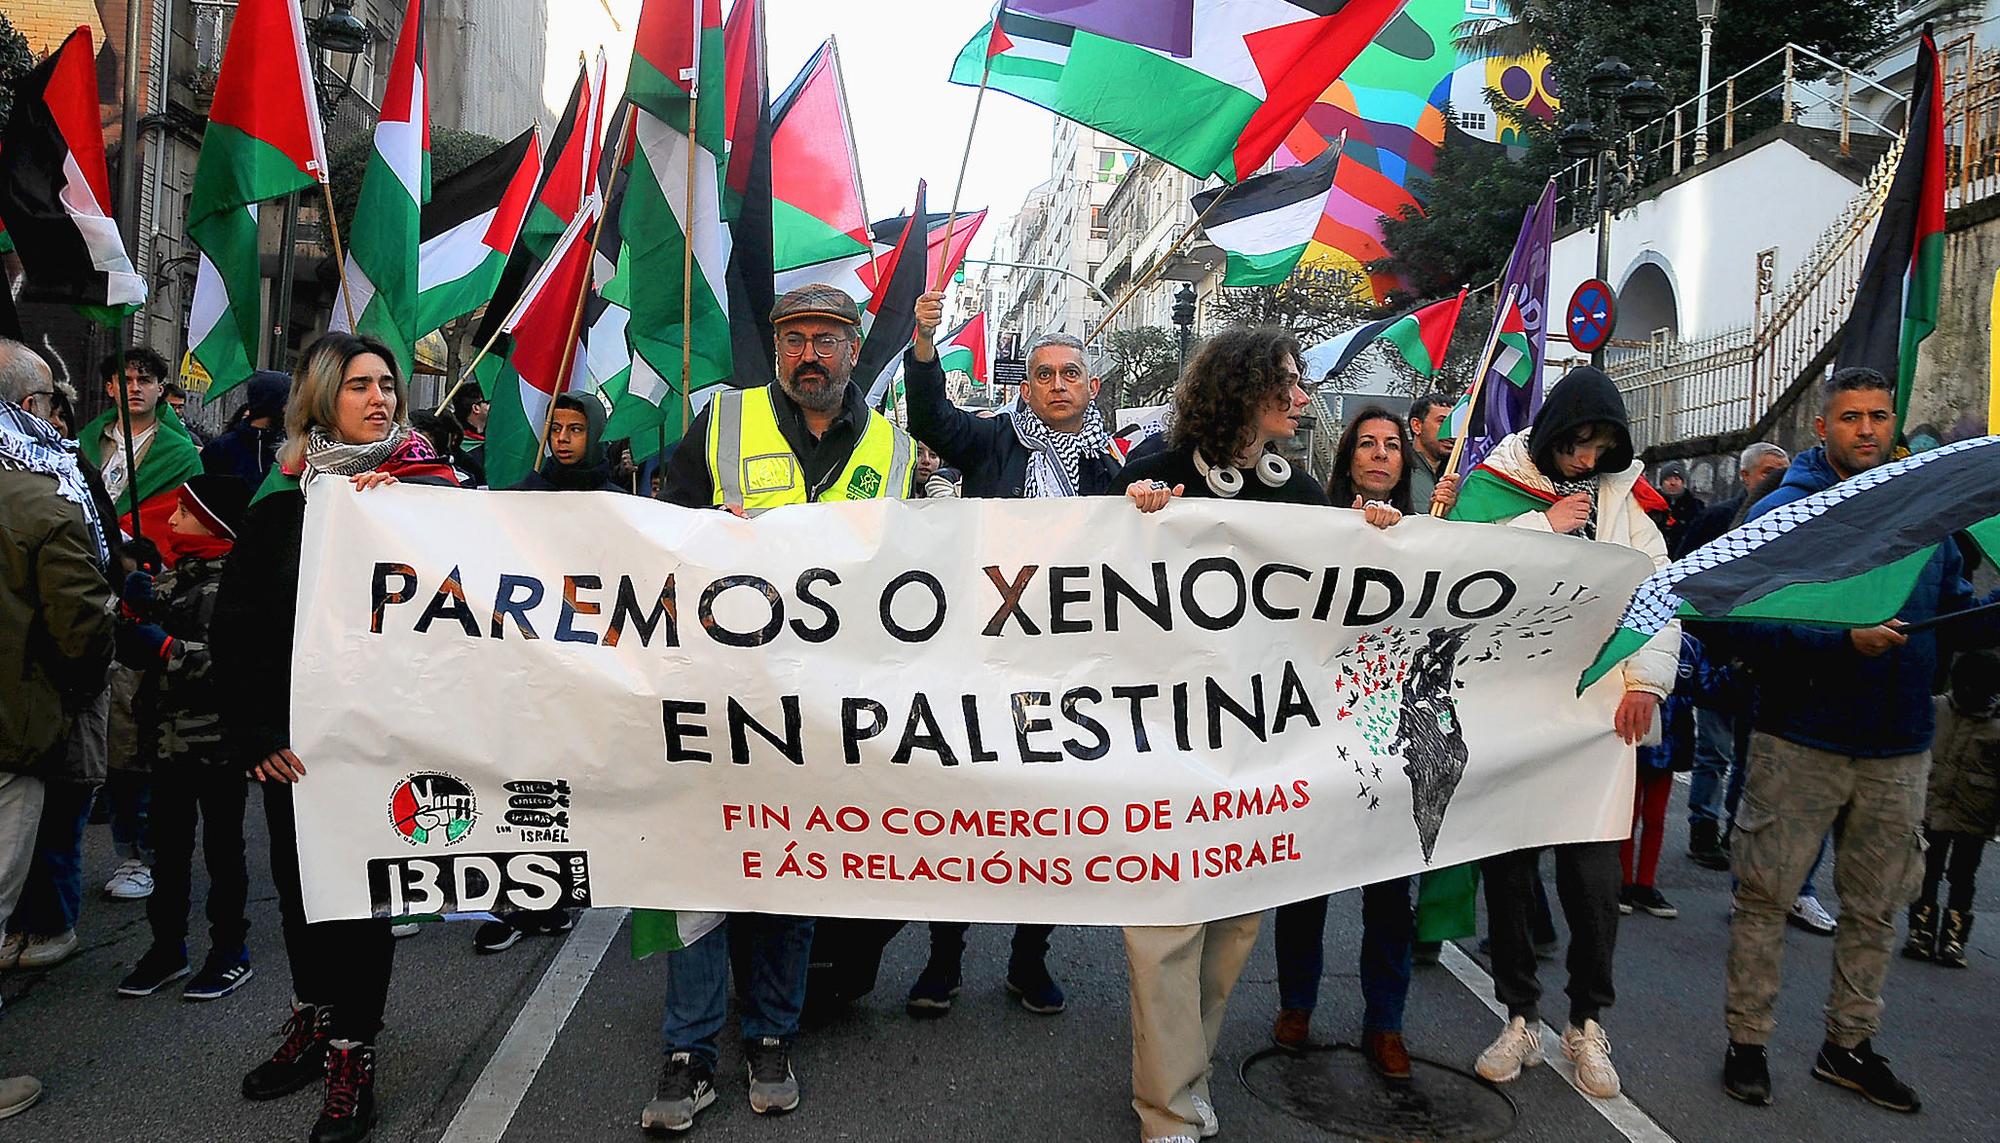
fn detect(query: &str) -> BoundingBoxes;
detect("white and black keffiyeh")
[1551,475,1599,540]
[1012,403,1113,499]
[0,401,109,565]
[303,424,412,483]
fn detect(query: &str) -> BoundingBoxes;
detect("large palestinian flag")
[483,200,599,489]
[331,0,430,369]
[1306,289,1465,381]
[1578,436,2000,691]
[621,0,733,446]
[771,38,872,281]
[721,0,776,383]
[1191,139,1343,285]
[415,125,540,337]
[185,0,327,395]
[950,0,1408,182]
[0,26,146,322]
[1834,29,1943,429]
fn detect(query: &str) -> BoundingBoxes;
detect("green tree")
[0,15,34,126]
[1104,326,1181,407]
[327,126,503,242]
[1209,264,1374,375]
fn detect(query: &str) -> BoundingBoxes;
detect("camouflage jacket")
[137,554,229,764]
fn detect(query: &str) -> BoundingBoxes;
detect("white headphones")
[1192,448,1291,497]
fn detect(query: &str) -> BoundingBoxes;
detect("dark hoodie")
[511,392,620,492]
[1526,366,1635,480]
[1714,445,2000,758]
[200,371,290,486]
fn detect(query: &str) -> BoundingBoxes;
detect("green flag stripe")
[1221,245,1309,287]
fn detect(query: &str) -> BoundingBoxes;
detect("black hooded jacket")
[1526,365,1635,480]
[511,393,621,492]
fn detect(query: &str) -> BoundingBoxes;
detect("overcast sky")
[763,0,1056,256]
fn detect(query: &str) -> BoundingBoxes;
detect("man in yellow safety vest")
[655,283,915,512]
[643,283,913,1134]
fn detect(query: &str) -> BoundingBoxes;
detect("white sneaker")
[1790,894,1838,935]
[103,859,153,900]
[1475,1015,1543,1082]
[1190,1092,1219,1139]
[0,933,23,970]
[17,931,78,970]
[1562,1020,1621,1099]
[389,923,421,939]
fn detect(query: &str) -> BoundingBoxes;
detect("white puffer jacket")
[1478,432,1679,698]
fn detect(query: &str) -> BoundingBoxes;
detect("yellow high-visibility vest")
[705,385,914,509]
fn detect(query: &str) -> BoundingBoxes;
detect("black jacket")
[511,393,622,493]
[903,350,1121,499]
[1679,492,1748,556]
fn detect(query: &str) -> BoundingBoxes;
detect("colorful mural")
[1274,0,1558,302]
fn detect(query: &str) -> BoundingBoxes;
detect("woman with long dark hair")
[212,333,459,1143]
[1113,329,1399,1143]
[1268,404,1423,1078]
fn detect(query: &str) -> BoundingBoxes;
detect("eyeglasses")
[779,333,850,357]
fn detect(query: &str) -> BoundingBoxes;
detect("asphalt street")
[3,776,1996,1143]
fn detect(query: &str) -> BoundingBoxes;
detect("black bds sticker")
[367,850,592,918]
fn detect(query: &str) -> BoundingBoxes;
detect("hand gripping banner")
[290,485,1655,924]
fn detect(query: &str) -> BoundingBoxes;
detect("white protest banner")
[290,484,1656,925]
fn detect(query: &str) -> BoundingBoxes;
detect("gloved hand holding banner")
[290,484,1655,925]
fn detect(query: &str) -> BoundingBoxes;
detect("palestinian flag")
[414,125,540,337]
[0,26,146,322]
[1490,291,1533,388]
[472,54,607,351]
[1834,29,1944,430]
[631,909,723,958]
[1307,289,1466,381]
[1190,140,1343,285]
[484,199,600,489]
[621,0,734,447]
[330,0,430,369]
[184,0,327,396]
[771,38,872,275]
[1445,462,1554,525]
[868,208,987,296]
[722,0,776,384]
[1443,387,1474,443]
[940,312,990,389]
[1579,435,2000,691]
[857,181,928,407]
[592,116,679,462]
[950,0,1408,182]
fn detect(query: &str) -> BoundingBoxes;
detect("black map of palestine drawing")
[1390,626,1474,862]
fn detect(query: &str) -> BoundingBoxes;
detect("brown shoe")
[1272,1008,1313,1052]
[1363,1029,1413,1080]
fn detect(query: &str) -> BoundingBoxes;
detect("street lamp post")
[1693,0,1720,164]
[1172,283,1196,369]
[1558,59,1671,367]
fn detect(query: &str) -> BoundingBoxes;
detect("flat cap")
[770,283,861,328]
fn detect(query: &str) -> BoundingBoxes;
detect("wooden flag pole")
[1431,282,1520,517]
[681,38,702,433]
[319,181,361,330]
[934,52,995,292]
[1084,182,1237,345]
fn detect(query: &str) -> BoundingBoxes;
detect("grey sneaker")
[1190,1092,1219,1138]
[0,1075,40,1120]
[640,1052,714,1134]
[745,1037,800,1115]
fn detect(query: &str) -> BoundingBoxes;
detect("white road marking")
[439,908,627,1143]
[1438,939,1680,1143]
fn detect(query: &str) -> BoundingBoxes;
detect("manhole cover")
[1240,1044,1517,1143]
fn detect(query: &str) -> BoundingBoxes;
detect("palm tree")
[1453,0,1551,62]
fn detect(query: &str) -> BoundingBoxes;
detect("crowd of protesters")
[1,281,1997,1143]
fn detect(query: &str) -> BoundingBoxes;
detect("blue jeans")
[662,913,813,1066]
[9,783,94,936]
[1272,878,1415,1032]
[1688,708,1738,826]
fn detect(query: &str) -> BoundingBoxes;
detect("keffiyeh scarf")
[0,401,109,566]
[1551,475,1600,541]
[1012,403,1113,499]
[300,425,457,495]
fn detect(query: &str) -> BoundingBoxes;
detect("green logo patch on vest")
[848,465,883,499]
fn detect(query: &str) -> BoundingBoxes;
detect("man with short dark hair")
[1718,367,2000,1112]
[1656,465,1704,557]
[1406,393,1459,514]
[80,347,200,562]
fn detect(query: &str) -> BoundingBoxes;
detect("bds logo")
[367,850,592,918]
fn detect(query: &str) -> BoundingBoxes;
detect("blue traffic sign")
[1567,280,1616,353]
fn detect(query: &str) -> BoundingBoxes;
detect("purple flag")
[1464,179,1556,471]
[1006,0,1196,57]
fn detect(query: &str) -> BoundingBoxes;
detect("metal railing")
[1609,134,1904,451]
[1553,43,1909,229]
[1945,34,2000,209]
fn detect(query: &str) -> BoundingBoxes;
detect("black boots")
[243,1004,330,1101]
[1688,820,1730,871]
[1937,909,1974,968]
[1722,1042,1772,1106]
[1903,902,1939,961]
[310,1041,378,1143]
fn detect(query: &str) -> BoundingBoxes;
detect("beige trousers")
[1123,913,1262,1142]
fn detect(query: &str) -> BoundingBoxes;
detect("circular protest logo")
[388,771,479,847]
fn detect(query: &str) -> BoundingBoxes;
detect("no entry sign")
[1567,280,1616,354]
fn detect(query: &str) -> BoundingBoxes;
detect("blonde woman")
[211,333,457,1143]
